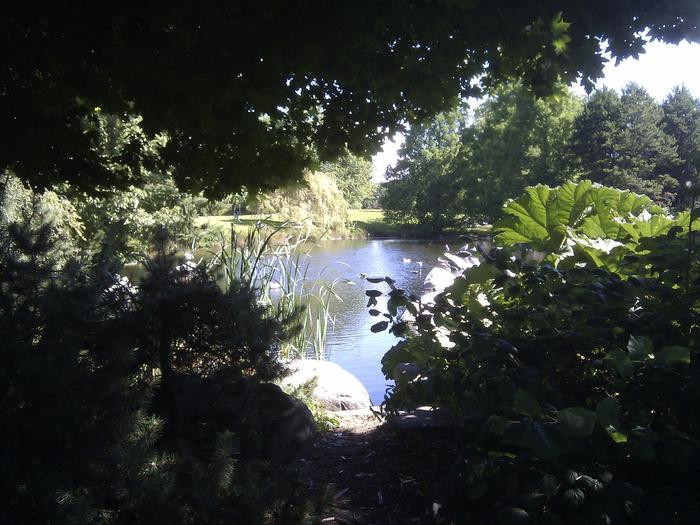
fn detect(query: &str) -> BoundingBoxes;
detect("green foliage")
[0,198,315,523]
[570,84,681,204]
[321,152,376,209]
[382,107,468,233]
[58,113,209,258]
[135,236,290,385]
[282,377,340,431]
[253,171,350,236]
[1,171,84,261]
[662,86,700,206]
[0,198,147,522]
[457,83,583,220]
[5,3,700,195]
[382,84,582,230]
[369,181,700,522]
[493,180,696,270]
[68,173,206,259]
[208,222,347,360]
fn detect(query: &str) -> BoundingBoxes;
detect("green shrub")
[0,199,314,523]
[370,181,700,523]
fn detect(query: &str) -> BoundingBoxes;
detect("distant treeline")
[381,83,700,234]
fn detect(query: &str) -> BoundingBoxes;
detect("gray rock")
[281,359,372,411]
[423,266,456,292]
[163,373,315,463]
[256,382,316,462]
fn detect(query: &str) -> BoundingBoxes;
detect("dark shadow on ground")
[298,418,461,524]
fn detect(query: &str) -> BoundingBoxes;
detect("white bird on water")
[402,257,411,263]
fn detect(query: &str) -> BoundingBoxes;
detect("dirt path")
[298,410,461,525]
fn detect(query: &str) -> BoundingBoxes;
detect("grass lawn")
[195,213,287,231]
[348,208,384,223]
[197,210,385,232]
[195,209,491,239]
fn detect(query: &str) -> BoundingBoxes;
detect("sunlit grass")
[348,208,384,223]
[195,209,492,239]
[195,213,285,230]
[197,210,385,233]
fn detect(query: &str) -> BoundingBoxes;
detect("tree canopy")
[570,84,681,203]
[383,107,468,232]
[382,83,582,229]
[458,83,583,219]
[3,2,699,196]
[662,86,700,204]
[321,153,375,209]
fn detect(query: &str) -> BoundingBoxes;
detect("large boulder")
[161,373,316,463]
[423,266,456,292]
[281,360,372,411]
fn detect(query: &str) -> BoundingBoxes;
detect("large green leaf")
[549,179,594,229]
[604,349,634,378]
[627,335,653,361]
[618,214,676,242]
[496,185,552,250]
[659,345,691,365]
[558,407,597,438]
[496,181,671,267]
[579,211,629,242]
[513,389,542,417]
[596,397,621,429]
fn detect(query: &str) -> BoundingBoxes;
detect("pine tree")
[0,181,147,522]
[570,84,680,203]
[662,86,700,207]
[0,183,311,523]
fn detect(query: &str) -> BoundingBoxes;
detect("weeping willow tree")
[254,171,350,237]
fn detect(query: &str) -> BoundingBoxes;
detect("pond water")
[125,236,493,405]
[298,238,476,405]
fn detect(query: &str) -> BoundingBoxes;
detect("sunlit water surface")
[127,238,489,405]
[297,239,463,405]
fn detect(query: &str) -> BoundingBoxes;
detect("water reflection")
[300,239,455,405]
[125,237,497,405]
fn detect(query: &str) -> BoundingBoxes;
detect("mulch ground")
[297,411,463,525]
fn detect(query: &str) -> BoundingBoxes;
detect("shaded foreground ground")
[298,411,462,524]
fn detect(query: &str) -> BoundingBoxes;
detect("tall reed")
[206,221,344,360]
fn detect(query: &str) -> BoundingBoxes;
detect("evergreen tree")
[0,183,147,521]
[570,84,680,203]
[0,181,310,523]
[662,86,700,206]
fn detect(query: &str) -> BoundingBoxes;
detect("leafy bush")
[0,198,315,523]
[370,181,700,523]
[68,172,207,258]
[52,112,211,259]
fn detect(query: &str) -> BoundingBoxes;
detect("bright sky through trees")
[372,40,700,181]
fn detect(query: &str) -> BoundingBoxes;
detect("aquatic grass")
[206,221,346,360]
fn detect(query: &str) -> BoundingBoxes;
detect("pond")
[299,238,479,405]
[125,236,492,405]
